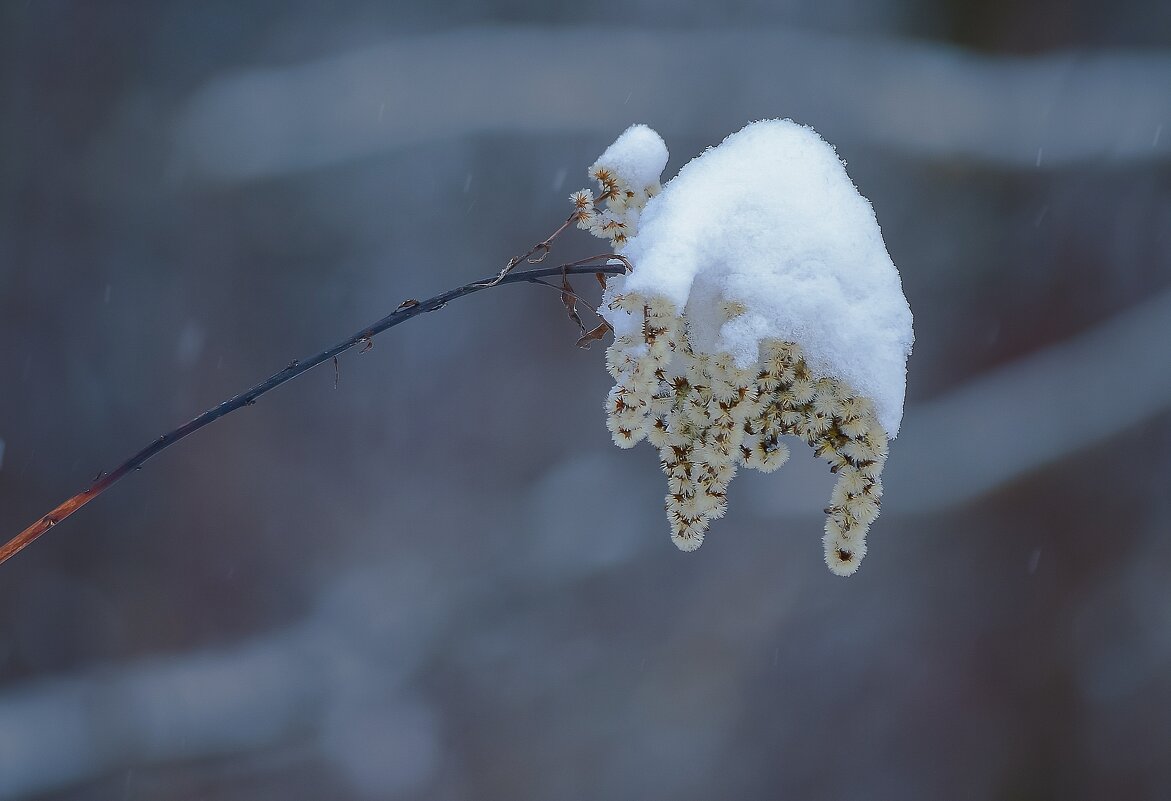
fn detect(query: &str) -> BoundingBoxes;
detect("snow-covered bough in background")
[576,121,914,576]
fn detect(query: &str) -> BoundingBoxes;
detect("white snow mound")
[590,124,669,194]
[607,119,914,436]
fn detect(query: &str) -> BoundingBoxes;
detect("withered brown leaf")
[576,321,611,349]
[560,271,586,332]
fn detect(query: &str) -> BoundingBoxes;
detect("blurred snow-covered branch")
[886,286,1171,512]
[0,564,450,800]
[6,286,1171,797]
[172,26,1171,181]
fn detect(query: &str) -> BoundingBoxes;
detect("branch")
[0,260,626,568]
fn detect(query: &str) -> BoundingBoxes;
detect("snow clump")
[574,120,913,576]
[570,124,668,249]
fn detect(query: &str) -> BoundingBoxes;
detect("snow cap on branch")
[612,119,913,437]
[584,119,913,575]
[580,124,669,248]
[589,123,669,199]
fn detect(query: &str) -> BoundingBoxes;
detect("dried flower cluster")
[569,121,907,576]
[598,292,888,576]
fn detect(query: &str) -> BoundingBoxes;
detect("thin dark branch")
[474,211,578,287]
[0,260,626,568]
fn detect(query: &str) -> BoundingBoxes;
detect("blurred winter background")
[2,1,1170,798]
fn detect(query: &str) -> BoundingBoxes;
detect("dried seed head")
[601,287,892,574]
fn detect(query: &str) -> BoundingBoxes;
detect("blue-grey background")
[2,2,1170,799]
